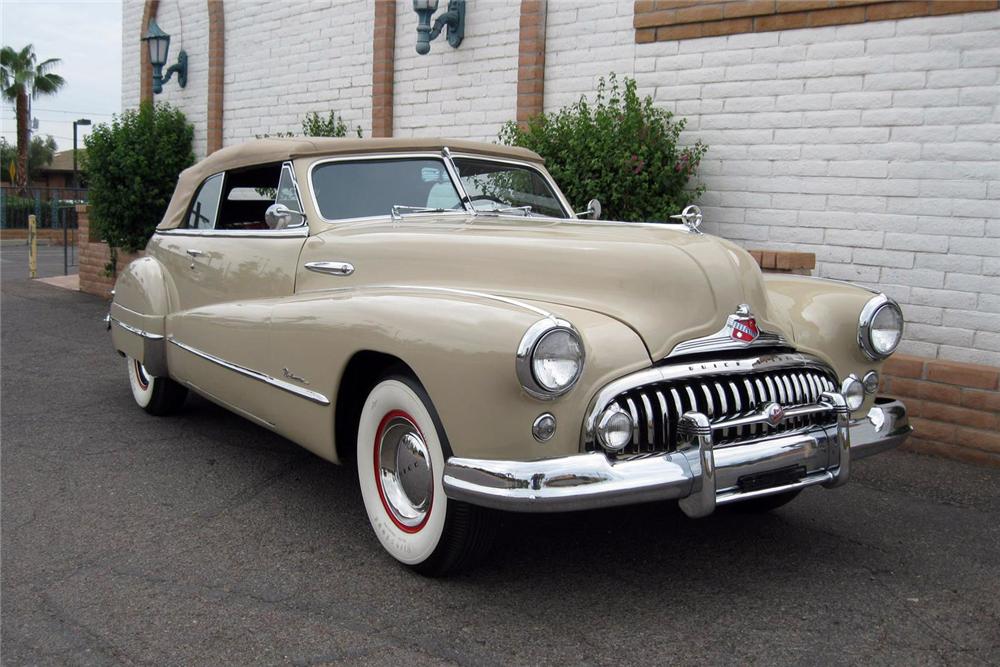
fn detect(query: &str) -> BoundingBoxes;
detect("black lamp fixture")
[142,19,187,94]
[412,0,465,55]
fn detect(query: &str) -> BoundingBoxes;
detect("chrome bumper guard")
[443,395,910,517]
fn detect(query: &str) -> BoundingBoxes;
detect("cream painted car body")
[109,138,905,496]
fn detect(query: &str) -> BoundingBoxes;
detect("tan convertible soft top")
[156,138,545,230]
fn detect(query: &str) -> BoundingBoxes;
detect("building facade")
[121,0,1000,369]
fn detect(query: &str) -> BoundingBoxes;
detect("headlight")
[858,294,903,360]
[516,319,585,399]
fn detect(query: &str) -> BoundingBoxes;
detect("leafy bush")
[302,111,362,138]
[258,111,362,139]
[499,74,706,222]
[83,102,194,253]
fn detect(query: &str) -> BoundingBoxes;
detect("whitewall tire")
[126,356,187,415]
[357,375,495,576]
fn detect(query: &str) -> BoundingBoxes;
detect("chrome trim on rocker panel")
[168,337,331,405]
[582,352,832,449]
[110,316,164,340]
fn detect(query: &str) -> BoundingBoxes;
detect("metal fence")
[1,186,88,230]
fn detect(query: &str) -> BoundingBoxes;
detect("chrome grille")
[590,365,839,457]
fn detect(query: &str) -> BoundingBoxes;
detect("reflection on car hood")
[315,214,786,361]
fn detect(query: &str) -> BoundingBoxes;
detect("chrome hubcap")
[377,415,433,529]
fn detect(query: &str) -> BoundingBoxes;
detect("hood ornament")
[670,205,703,234]
[728,304,760,343]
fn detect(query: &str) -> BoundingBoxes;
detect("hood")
[314,215,784,361]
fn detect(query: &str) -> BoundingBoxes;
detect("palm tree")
[1,44,65,194]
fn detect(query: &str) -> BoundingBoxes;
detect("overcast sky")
[1,1,122,152]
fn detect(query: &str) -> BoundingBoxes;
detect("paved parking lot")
[2,262,999,666]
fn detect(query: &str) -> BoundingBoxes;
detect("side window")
[186,173,223,229]
[214,162,304,231]
[276,163,303,213]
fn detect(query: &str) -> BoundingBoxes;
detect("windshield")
[452,157,568,218]
[311,158,463,220]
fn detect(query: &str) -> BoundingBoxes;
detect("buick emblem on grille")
[728,304,760,343]
[764,402,785,427]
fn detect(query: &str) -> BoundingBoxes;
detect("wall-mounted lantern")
[142,19,187,94]
[412,0,465,55]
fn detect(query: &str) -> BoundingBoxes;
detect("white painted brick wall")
[546,4,999,366]
[391,0,519,140]
[122,0,374,156]
[119,2,1000,365]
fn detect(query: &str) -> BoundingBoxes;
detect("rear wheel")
[356,375,496,576]
[126,357,187,416]
[729,489,802,513]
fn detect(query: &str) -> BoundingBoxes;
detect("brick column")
[517,0,547,125]
[139,0,161,105]
[207,0,225,153]
[372,1,396,138]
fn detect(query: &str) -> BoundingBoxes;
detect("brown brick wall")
[206,0,225,154]
[634,0,1000,43]
[882,354,1000,468]
[517,1,548,125]
[372,1,397,138]
[76,205,142,299]
[139,0,161,104]
[751,249,816,274]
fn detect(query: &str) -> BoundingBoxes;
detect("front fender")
[764,274,886,414]
[109,257,178,376]
[268,288,651,462]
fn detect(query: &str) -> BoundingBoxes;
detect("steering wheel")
[469,195,508,208]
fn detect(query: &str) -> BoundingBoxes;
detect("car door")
[155,162,308,419]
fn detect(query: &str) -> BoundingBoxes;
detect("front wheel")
[126,356,187,416]
[357,375,496,576]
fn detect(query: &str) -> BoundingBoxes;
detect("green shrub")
[499,74,707,222]
[83,101,194,253]
[258,111,363,139]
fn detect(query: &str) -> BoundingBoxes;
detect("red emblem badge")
[730,316,759,343]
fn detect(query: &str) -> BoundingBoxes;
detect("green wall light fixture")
[413,0,465,55]
[143,20,187,94]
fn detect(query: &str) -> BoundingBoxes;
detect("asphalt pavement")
[2,250,999,666]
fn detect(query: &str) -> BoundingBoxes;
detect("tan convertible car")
[108,138,911,575]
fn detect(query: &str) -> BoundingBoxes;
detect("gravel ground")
[2,258,998,666]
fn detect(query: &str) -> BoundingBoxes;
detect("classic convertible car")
[108,138,911,575]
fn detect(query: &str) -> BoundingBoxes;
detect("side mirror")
[576,198,602,220]
[265,203,305,230]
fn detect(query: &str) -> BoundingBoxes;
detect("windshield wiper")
[390,205,466,220]
[475,205,533,217]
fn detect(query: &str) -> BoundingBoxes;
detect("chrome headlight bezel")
[516,318,585,399]
[858,293,903,360]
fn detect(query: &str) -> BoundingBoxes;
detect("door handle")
[186,248,204,257]
[305,261,355,276]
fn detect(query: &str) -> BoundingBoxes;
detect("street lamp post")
[73,118,91,189]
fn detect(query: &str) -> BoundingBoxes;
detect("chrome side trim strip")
[305,261,355,276]
[167,337,331,406]
[155,227,308,238]
[110,317,164,340]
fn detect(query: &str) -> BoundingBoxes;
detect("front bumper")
[442,396,910,517]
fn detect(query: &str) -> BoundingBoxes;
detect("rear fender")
[109,257,177,376]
